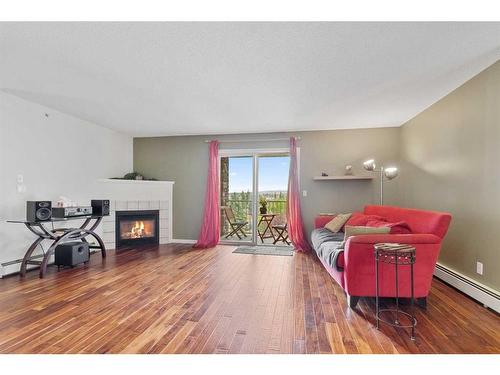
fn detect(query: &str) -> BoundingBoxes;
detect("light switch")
[476,261,484,275]
[302,190,307,197]
[17,174,26,193]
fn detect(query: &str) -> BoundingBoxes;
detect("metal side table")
[374,243,417,341]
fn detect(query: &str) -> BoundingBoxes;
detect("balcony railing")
[221,199,287,235]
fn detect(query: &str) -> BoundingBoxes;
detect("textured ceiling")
[1,22,499,136]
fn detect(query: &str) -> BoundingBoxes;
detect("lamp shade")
[384,167,398,180]
[363,159,376,171]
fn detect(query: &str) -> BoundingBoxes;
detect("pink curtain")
[194,140,220,249]
[287,137,311,252]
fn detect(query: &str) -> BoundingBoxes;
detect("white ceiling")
[1,22,499,137]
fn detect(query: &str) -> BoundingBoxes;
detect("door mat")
[233,246,294,256]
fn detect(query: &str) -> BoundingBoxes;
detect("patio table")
[258,213,276,243]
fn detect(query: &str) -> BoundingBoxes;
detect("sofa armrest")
[347,233,441,245]
[343,234,443,298]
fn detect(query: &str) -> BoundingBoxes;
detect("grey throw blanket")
[311,228,345,272]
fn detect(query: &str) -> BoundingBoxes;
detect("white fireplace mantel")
[97,178,174,185]
[95,178,174,249]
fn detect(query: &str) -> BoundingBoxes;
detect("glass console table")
[7,215,106,278]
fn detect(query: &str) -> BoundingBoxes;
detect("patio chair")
[222,206,248,239]
[272,221,290,245]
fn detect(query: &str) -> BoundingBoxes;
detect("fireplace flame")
[120,219,154,240]
[130,220,146,238]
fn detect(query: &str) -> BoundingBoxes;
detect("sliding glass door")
[220,155,255,244]
[257,154,290,246]
[219,150,290,247]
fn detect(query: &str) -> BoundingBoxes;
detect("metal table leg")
[410,256,415,341]
[374,243,417,341]
[20,237,44,278]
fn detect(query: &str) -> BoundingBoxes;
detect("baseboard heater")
[434,263,500,313]
[0,250,99,278]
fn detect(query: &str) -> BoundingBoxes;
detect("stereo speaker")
[91,199,110,216]
[55,242,90,267]
[26,201,52,222]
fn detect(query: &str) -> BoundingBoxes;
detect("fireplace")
[115,210,159,248]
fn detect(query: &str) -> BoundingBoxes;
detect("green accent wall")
[400,60,500,291]
[133,128,401,240]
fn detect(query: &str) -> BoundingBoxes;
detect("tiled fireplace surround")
[96,179,174,250]
[102,200,170,249]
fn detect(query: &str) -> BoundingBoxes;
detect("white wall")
[0,91,133,276]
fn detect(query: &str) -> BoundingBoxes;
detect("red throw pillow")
[315,215,337,229]
[345,212,386,227]
[365,219,412,234]
[388,222,412,234]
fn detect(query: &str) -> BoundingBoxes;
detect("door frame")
[218,147,298,246]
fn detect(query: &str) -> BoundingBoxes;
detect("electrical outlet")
[476,261,484,275]
[302,190,307,197]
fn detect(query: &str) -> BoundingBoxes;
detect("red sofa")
[312,205,451,308]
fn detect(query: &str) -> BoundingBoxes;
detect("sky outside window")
[228,156,289,193]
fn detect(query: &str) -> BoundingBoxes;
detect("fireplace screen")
[115,210,159,248]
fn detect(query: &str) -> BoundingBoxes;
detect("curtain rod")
[204,137,300,143]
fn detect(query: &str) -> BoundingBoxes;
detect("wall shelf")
[313,175,373,181]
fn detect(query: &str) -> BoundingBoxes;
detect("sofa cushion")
[338,225,391,248]
[311,227,344,249]
[364,205,452,238]
[344,225,391,237]
[314,214,337,229]
[345,212,386,226]
[324,213,352,233]
[311,228,345,271]
[318,241,345,271]
[365,219,412,234]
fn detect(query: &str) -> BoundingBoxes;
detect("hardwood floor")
[0,244,498,354]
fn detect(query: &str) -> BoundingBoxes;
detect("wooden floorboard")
[0,243,498,354]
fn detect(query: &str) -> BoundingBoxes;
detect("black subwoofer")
[54,242,89,267]
[91,199,110,216]
[26,201,52,222]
